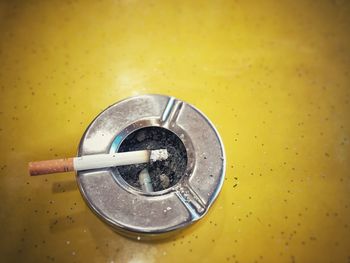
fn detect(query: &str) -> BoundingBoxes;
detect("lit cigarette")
[28,149,168,176]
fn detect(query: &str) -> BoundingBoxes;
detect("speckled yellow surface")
[1,0,350,262]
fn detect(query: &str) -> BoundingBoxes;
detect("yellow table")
[1,1,349,262]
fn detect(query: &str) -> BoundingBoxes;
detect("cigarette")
[139,168,153,192]
[28,149,168,176]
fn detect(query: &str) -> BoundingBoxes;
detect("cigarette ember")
[150,149,169,162]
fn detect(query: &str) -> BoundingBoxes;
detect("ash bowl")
[76,94,225,237]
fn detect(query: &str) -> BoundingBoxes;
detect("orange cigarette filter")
[28,158,74,176]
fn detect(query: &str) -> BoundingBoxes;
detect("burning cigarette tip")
[150,149,169,162]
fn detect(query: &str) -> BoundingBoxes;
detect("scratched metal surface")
[0,1,349,262]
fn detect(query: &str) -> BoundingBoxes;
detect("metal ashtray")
[77,94,225,237]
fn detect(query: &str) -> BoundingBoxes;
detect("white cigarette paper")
[73,149,168,171]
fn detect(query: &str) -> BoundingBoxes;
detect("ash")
[116,127,187,192]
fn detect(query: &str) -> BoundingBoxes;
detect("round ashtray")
[77,94,225,237]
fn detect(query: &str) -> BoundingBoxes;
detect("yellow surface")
[1,1,350,262]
